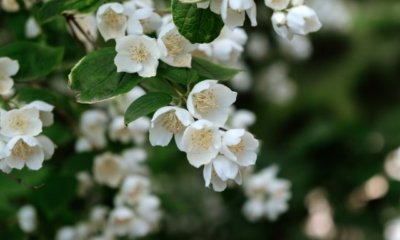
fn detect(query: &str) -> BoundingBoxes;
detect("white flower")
[93,152,123,188]
[24,100,54,127]
[71,14,98,51]
[96,3,127,41]
[114,35,161,78]
[0,140,11,173]
[5,136,45,170]
[0,107,42,137]
[157,22,196,67]
[264,0,290,10]
[229,109,256,129]
[0,57,19,95]
[130,195,161,237]
[287,5,322,35]
[181,120,222,168]
[36,135,55,160]
[187,80,237,126]
[385,218,400,240]
[149,106,193,150]
[80,110,108,149]
[56,226,76,240]
[25,17,41,38]
[109,116,150,145]
[109,87,146,116]
[124,5,161,35]
[121,147,148,175]
[221,129,259,166]
[17,205,37,233]
[291,0,304,6]
[76,171,93,197]
[220,0,257,28]
[271,11,293,39]
[108,207,135,236]
[89,205,109,232]
[1,0,20,12]
[136,195,161,225]
[278,35,312,60]
[118,175,150,206]
[198,27,247,65]
[75,137,92,152]
[243,166,291,221]
[203,155,241,192]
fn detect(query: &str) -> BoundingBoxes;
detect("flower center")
[12,140,33,160]
[9,114,28,132]
[114,216,131,225]
[193,89,219,114]
[159,111,185,134]
[229,139,245,154]
[129,43,149,63]
[100,157,120,176]
[191,129,213,150]
[103,8,124,27]
[163,32,184,57]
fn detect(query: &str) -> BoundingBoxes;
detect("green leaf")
[192,57,241,80]
[172,0,224,43]
[125,92,172,124]
[36,0,106,23]
[69,47,141,103]
[158,63,199,85]
[0,42,64,82]
[35,0,65,23]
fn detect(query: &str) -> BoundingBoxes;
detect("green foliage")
[69,48,142,103]
[0,41,64,82]
[36,0,106,23]
[192,57,241,81]
[124,92,172,124]
[172,0,224,43]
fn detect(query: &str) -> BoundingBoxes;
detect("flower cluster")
[150,80,259,192]
[96,2,197,77]
[242,165,291,221]
[76,87,150,152]
[269,0,322,39]
[54,148,161,239]
[197,0,321,39]
[0,58,55,173]
[0,100,56,173]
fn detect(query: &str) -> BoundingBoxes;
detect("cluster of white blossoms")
[0,57,55,173]
[76,87,150,152]
[197,0,321,39]
[242,165,291,221]
[149,80,259,192]
[0,100,56,173]
[269,0,322,39]
[96,1,197,77]
[55,147,161,239]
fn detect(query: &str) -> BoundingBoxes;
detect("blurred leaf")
[158,63,199,84]
[36,0,106,23]
[192,57,240,81]
[0,42,64,81]
[69,47,141,103]
[172,0,224,43]
[31,172,77,220]
[124,92,172,124]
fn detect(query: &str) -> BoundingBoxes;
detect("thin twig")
[1,172,45,190]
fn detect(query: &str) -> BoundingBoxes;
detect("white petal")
[149,124,173,146]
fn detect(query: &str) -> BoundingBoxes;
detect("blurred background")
[1,0,400,239]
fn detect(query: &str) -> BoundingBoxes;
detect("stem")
[1,172,45,190]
